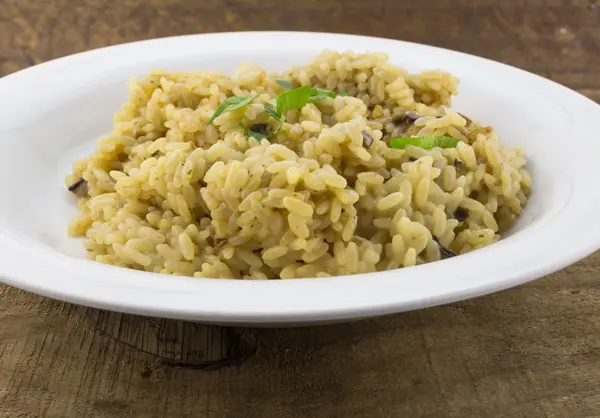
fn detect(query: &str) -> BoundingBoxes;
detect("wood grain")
[1,0,600,417]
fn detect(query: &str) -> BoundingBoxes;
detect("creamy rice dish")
[66,51,531,279]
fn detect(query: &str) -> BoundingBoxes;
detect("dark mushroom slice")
[385,111,437,143]
[362,130,374,148]
[453,207,469,222]
[392,111,423,125]
[67,177,88,198]
[249,123,271,136]
[432,235,457,259]
[391,111,449,126]
[372,112,419,129]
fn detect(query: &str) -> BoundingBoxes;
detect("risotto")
[65,51,532,279]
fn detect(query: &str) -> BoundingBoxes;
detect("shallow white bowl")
[0,32,599,326]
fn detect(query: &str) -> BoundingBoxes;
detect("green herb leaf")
[308,94,329,102]
[432,236,457,259]
[207,94,258,125]
[276,80,294,90]
[389,135,460,150]
[276,85,312,114]
[308,88,336,102]
[242,122,272,142]
[273,85,345,114]
[267,98,277,108]
[248,130,268,141]
[264,106,283,136]
[264,106,280,121]
[272,120,283,136]
[227,94,258,112]
[337,91,348,96]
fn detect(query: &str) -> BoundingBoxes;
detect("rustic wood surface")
[1,0,600,417]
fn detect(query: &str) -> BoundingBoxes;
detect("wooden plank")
[2,269,600,417]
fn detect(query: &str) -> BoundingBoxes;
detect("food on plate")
[66,51,531,279]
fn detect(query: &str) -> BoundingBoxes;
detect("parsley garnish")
[274,81,346,114]
[207,94,258,125]
[213,82,348,141]
[276,79,294,90]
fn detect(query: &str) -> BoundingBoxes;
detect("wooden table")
[1,1,600,416]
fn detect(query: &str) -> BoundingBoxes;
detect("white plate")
[0,32,599,326]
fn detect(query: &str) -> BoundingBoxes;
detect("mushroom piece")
[453,207,469,222]
[67,178,88,198]
[392,111,423,125]
[249,123,271,136]
[432,235,457,259]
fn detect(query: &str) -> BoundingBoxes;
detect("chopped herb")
[248,131,267,141]
[432,236,457,259]
[264,105,283,136]
[247,123,271,141]
[264,105,280,120]
[275,85,344,115]
[256,85,346,138]
[389,135,460,150]
[453,207,469,222]
[276,79,294,90]
[68,177,88,198]
[276,85,312,114]
[337,91,348,96]
[308,87,337,102]
[207,94,258,125]
[307,93,331,102]
[362,130,374,148]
